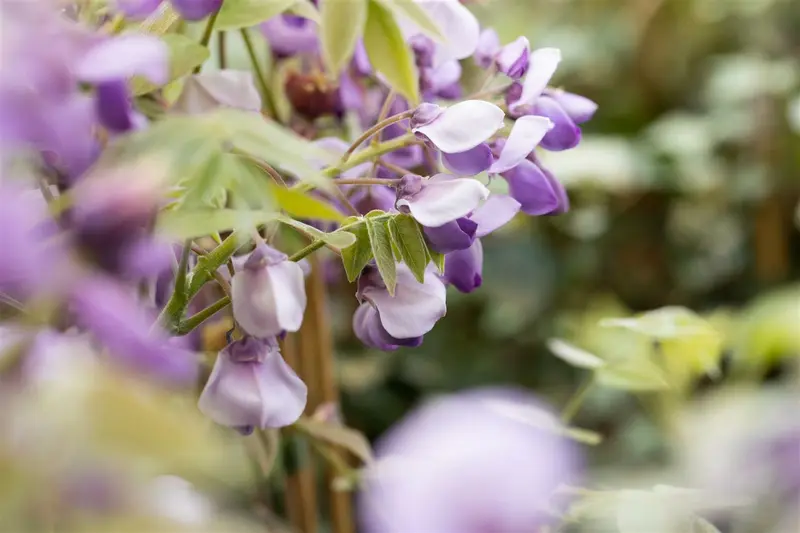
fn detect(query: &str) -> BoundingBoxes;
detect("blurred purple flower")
[473,28,500,69]
[231,243,307,338]
[398,0,480,68]
[395,174,489,228]
[172,70,262,114]
[260,14,319,57]
[116,0,222,21]
[359,388,583,533]
[198,336,307,432]
[350,186,397,215]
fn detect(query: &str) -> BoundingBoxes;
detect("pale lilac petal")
[397,175,490,227]
[353,304,422,351]
[115,0,162,19]
[502,159,559,216]
[173,70,262,114]
[549,90,597,124]
[471,195,521,237]
[443,238,483,293]
[77,34,169,85]
[266,261,307,332]
[256,345,307,427]
[427,60,462,93]
[413,100,505,154]
[403,0,480,67]
[496,36,530,80]
[260,15,318,56]
[442,143,493,175]
[535,96,581,151]
[508,47,561,115]
[362,265,446,339]
[170,0,222,21]
[474,28,500,68]
[489,115,553,173]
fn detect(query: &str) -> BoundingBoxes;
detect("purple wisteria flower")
[398,0,480,68]
[231,243,307,338]
[410,101,505,156]
[441,195,521,293]
[354,264,446,351]
[116,0,223,21]
[198,336,307,433]
[473,30,530,80]
[358,388,583,532]
[395,173,489,228]
[260,14,319,57]
[172,70,262,114]
[501,155,569,216]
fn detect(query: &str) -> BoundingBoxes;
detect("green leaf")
[320,0,368,75]
[287,0,320,23]
[340,218,373,282]
[157,209,279,238]
[278,215,357,248]
[363,0,419,104]
[216,0,297,30]
[546,338,607,370]
[596,358,670,392]
[137,3,180,35]
[388,214,428,283]
[427,248,445,274]
[366,213,397,295]
[174,144,229,208]
[221,154,274,210]
[208,28,272,76]
[132,33,209,96]
[295,417,373,464]
[269,183,345,222]
[373,0,443,40]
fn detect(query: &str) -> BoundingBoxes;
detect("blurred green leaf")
[366,210,397,295]
[157,208,279,238]
[388,214,428,283]
[363,0,419,104]
[596,358,670,391]
[547,338,607,370]
[320,0,368,75]
[132,33,209,96]
[694,518,722,533]
[269,183,345,222]
[287,0,321,23]
[216,0,297,30]
[295,417,374,464]
[340,217,373,282]
[373,0,443,40]
[173,142,228,208]
[137,3,180,35]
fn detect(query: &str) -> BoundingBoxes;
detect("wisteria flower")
[172,70,262,114]
[395,173,489,228]
[116,0,222,21]
[231,243,307,338]
[355,264,446,347]
[198,336,307,433]
[352,304,423,352]
[398,0,480,68]
[359,387,583,532]
[501,156,569,216]
[260,13,319,57]
[411,101,505,155]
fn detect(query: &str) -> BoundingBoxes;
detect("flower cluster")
[0,0,595,528]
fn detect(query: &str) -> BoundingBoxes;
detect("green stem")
[321,132,416,180]
[241,29,276,118]
[289,240,325,262]
[196,10,220,68]
[560,376,595,424]
[176,296,231,335]
[341,111,414,162]
[187,231,245,299]
[335,178,400,186]
[217,31,226,69]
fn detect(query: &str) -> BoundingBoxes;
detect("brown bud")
[284,71,341,120]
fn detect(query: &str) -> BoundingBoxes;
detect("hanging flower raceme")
[115,0,222,21]
[198,336,307,433]
[358,388,583,532]
[353,265,446,351]
[231,243,308,339]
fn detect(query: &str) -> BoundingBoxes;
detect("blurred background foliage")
[330,0,800,469]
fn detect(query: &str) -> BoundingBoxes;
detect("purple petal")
[76,34,169,85]
[260,15,318,56]
[474,28,500,68]
[353,40,372,76]
[502,160,560,216]
[170,0,223,21]
[534,96,581,151]
[442,143,494,175]
[443,238,483,293]
[360,265,446,339]
[496,36,530,80]
[95,80,133,132]
[198,337,307,429]
[397,174,489,228]
[547,90,597,124]
[115,0,163,18]
[538,161,570,215]
[489,115,553,174]
[508,48,561,116]
[350,186,397,215]
[353,304,422,351]
[413,100,505,154]
[423,217,478,254]
[426,60,462,94]
[470,195,521,237]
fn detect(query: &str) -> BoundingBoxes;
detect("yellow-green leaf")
[287,0,321,23]
[388,214,428,283]
[295,417,373,464]
[216,0,297,30]
[131,33,209,96]
[340,218,373,282]
[320,0,368,75]
[363,0,419,104]
[157,208,279,238]
[269,183,345,222]
[366,211,397,295]
[596,358,670,392]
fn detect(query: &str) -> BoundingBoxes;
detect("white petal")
[173,70,261,114]
[364,266,446,339]
[231,269,281,338]
[400,0,480,67]
[489,115,554,174]
[413,100,505,154]
[267,261,307,333]
[397,175,489,227]
[76,34,169,84]
[546,338,606,369]
[471,194,521,237]
[255,349,307,427]
[509,47,561,115]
